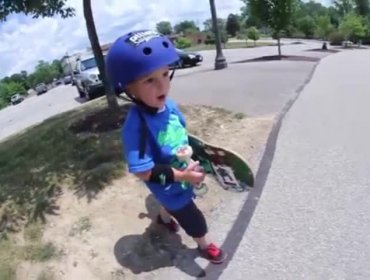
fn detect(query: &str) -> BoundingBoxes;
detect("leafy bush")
[175,37,192,49]
[329,31,345,45]
[0,81,26,105]
[246,27,260,45]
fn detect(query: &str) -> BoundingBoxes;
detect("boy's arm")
[122,114,154,174]
[135,168,188,182]
[122,115,188,183]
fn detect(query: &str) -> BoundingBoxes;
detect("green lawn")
[0,97,132,279]
[0,98,129,238]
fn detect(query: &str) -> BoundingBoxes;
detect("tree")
[328,6,341,27]
[297,15,316,38]
[174,20,199,34]
[0,0,75,99]
[316,15,335,40]
[247,0,297,57]
[299,0,328,18]
[0,0,74,21]
[1,0,119,110]
[240,1,264,28]
[334,0,354,17]
[246,26,260,46]
[156,21,173,35]
[51,59,63,77]
[339,12,367,41]
[0,81,26,107]
[203,18,228,44]
[226,13,240,37]
[83,0,118,110]
[353,0,370,16]
[4,72,30,90]
[28,60,60,86]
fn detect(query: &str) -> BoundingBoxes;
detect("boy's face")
[127,66,171,109]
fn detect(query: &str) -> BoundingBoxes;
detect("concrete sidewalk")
[219,49,370,279]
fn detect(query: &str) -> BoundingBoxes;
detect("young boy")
[105,30,227,264]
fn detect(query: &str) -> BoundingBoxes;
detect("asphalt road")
[220,49,370,280]
[0,84,81,142]
[0,40,323,142]
[171,41,330,116]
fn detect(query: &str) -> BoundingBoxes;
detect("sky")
[0,0,329,79]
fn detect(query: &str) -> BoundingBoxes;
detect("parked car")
[10,94,24,105]
[73,54,105,100]
[35,83,48,95]
[64,75,72,85]
[54,78,63,86]
[170,48,203,69]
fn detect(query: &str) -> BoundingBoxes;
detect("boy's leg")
[157,206,179,232]
[168,200,227,264]
[193,235,209,249]
[159,206,172,223]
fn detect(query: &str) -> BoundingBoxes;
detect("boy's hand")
[182,161,206,185]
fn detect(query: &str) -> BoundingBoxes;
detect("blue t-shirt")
[121,98,194,211]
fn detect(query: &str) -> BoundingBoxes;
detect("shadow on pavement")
[113,194,206,278]
[74,96,87,104]
[232,55,321,64]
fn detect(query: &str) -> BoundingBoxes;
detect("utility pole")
[209,0,227,70]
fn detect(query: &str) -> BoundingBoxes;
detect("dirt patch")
[13,104,274,279]
[69,105,130,134]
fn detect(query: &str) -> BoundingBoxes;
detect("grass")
[0,98,129,238]
[69,216,92,236]
[0,98,118,277]
[22,222,58,262]
[234,112,246,120]
[37,269,55,280]
[24,221,43,243]
[0,232,58,280]
[19,242,57,262]
[0,264,15,280]
[185,41,275,52]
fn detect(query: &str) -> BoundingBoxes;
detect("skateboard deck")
[188,134,254,192]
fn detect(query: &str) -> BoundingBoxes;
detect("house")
[186,32,207,45]
[168,32,207,46]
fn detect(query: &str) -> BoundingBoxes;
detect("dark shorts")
[167,200,208,238]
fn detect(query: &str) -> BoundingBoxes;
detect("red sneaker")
[198,243,227,264]
[157,215,179,233]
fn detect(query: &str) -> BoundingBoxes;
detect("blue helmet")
[105,30,179,93]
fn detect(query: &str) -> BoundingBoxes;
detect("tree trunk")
[277,37,282,58]
[83,0,119,111]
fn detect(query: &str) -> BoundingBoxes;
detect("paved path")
[218,49,370,280]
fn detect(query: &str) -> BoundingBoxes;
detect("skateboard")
[186,134,254,192]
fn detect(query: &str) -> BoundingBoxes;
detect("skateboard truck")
[176,145,209,197]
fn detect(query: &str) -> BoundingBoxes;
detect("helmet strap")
[124,92,159,115]
[170,69,176,81]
